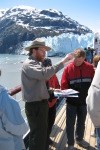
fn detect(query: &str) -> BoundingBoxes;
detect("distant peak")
[10,5,37,11]
[40,8,63,18]
[47,8,62,15]
[0,9,7,17]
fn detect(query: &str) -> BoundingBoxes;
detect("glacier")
[21,32,94,56]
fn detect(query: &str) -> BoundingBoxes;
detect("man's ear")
[32,49,36,56]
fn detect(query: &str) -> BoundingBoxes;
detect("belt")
[41,99,47,103]
[26,99,47,104]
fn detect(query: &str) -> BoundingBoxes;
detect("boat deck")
[9,86,96,150]
[49,101,96,150]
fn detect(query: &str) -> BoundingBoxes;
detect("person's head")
[88,47,91,50]
[93,55,100,68]
[25,38,51,62]
[73,48,86,66]
[84,47,87,51]
[42,58,52,67]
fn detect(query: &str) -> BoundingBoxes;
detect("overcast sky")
[0,0,100,33]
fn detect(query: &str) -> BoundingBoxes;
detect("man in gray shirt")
[21,38,73,150]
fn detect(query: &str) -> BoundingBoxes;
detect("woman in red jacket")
[42,58,60,145]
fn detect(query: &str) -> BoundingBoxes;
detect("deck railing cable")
[8,85,29,149]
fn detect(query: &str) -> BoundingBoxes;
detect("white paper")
[54,89,79,98]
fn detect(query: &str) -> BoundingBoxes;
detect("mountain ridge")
[0,5,92,54]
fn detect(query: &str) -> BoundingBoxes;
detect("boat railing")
[8,85,21,96]
[8,85,30,149]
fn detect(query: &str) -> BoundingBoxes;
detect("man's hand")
[61,52,74,65]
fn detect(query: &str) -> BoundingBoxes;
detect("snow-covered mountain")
[0,9,7,17]
[0,5,92,54]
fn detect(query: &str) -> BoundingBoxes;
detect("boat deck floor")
[49,102,96,150]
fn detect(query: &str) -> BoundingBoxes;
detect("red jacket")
[48,74,60,108]
[61,61,95,106]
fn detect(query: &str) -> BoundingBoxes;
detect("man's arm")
[86,61,100,127]
[61,67,69,90]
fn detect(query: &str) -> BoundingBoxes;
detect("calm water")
[0,54,63,89]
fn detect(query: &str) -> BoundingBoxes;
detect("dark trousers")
[25,100,48,150]
[66,103,87,146]
[96,128,100,150]
[48,104,56,136]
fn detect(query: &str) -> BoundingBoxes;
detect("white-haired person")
[0,69,28,150]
